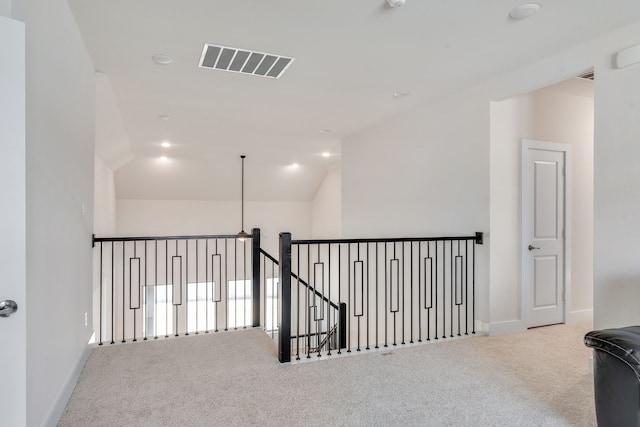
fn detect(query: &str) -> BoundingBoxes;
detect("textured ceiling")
[67,0,640,201]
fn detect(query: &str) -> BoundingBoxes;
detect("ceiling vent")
[198,44,294,79]
[577,71,595,80]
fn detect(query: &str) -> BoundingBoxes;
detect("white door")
[522,140,569,328]
[0,16,27,425]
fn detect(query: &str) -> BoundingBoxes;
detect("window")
[144,282,217,336]
[227,279,252,328]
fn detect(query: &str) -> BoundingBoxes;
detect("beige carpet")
[58,322,595,426]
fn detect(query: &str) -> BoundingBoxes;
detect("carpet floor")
[58,322,595,426]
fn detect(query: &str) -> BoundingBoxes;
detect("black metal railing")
[92,229,261,345]
[277,232,483,362]
[92,228,483,364]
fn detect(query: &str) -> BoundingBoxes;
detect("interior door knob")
[528,245,540,251]
[0,300,18,318]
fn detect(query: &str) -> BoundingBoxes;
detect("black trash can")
[584,326,640,427]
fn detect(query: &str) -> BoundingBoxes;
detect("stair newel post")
[251,228,261,327]
[278,232,292,363]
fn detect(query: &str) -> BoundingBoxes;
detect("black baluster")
[122,242,126,343]
[224,238,228,332]
[450,239,454,338]
[132,242,138,342]
[442,240,447,339]
[234,238,238,330]
[154,240,158,339]
[375,242,379,349]
[99,242,103,345]
[144,241,148,341]
[384,242,388,348]
[328,244,332,356]
[165,241,168,338]
[186,240,191,336]
[465,240,469,335]
[272,259,276,339]
[111,242,115,344]
[356,243,360,352]
[401,242,405,345]
[434,241,438,340]
[347,244,351,353]
[296,244,300,360]
[418,241,422,343]
[366,242,370,350]
[337,244,342,355]
[472,239,476,334]
[410,241,414,344]
[457,240,461,337]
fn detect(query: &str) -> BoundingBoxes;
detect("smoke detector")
[509,4,540,20]
[387,0,406,7]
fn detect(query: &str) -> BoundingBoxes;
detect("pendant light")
[237,155,250,242]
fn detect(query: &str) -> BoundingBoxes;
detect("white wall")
[20,0,96,425]
[0,0,11,16]
[311,167,342,239]
[0,15,26,427]
[117,199,311,256]
[95,72,133,170]
[490,86,594,332]
[489,95,529,327]
[94,156,117,236]
[342,90,491,324]
[594,45,640,329]
[342,93,489,239]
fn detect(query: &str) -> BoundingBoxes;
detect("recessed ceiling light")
[322,152,331,158]
[152,54,173,65]
[387,0,406,7]
[157,114,171,121]
[161,142,171,148]
[393,90,410,99]
[291,163,299,168]
[509,3,540,20]
[160,156,168,161]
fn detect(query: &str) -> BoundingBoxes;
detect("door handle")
[0,300,18,318]
[528,245,540,251]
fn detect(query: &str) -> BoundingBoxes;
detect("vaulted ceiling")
[67,0,640,201]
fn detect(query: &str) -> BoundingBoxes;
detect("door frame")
[521,139,572,327]
[0,15,27,426]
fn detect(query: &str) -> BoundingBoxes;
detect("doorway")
[489,75,593,333]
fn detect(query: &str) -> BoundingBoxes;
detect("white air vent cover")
[198,44,294,79]
[577,71,595,80]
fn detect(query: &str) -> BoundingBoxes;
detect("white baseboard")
[485,310,592,337]
[475,320,490,334]
[489,320,526,336]
[568,308,593,324]
[44,344,91,427]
